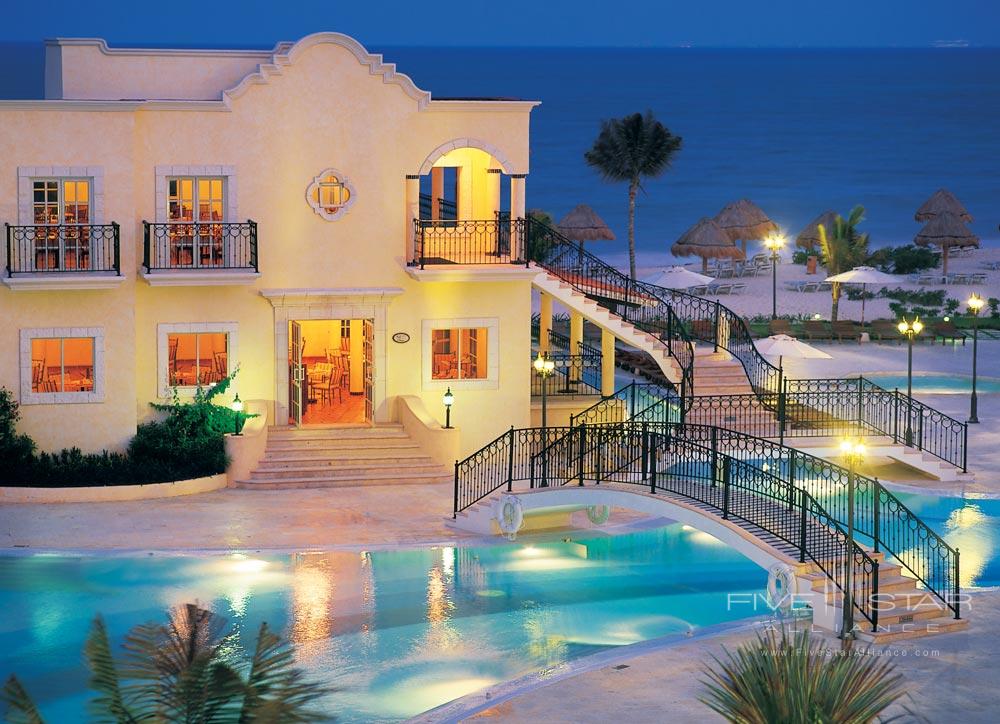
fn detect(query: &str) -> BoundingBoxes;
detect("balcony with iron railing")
[3,223,123,291]
[142,220,259,286]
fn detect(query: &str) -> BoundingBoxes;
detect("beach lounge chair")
[803,320,832,340]
[784,281,804,292]
[730,283,747,295]
[971,272,988,284]
[831,320,862,343]
[869,320,901,343]
[930,320,967,346]
[769,319,795,336]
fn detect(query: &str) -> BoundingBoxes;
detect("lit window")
[30,337,95,393]
[30,178,92,270]
[306,168,356,221]
[167,177,226,267]
[431,328,487,380]
[167,332,229,387]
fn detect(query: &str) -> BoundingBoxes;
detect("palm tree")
[2,603,334,723]
[701,627,907,722]
[819,205,870,322]
[584,111,682,279]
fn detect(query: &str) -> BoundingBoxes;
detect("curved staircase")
[234,425,451,489]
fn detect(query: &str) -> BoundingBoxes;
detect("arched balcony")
[406,143,526,268]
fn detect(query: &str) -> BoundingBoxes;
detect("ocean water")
[385,48,1000,256]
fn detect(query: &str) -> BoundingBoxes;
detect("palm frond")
[83,615,144,724]
[700,627,906,722]
[239,623,335,723]
[1,675,45,724]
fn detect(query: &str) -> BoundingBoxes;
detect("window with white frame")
[157,323,238,396]
[30,177,93,270]
[422,318,498,390]
[20,327,105,404]
[166,177,227,267]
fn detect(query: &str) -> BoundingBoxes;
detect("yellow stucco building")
[0,32,539,457]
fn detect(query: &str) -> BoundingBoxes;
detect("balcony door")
[167,177,226,268]
[31,178,92,271]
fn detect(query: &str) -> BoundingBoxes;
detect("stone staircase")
[234,425,452,489]
[533,271,684,385]
[690,347,754,396]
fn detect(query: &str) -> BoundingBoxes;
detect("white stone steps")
[234,471,452,489]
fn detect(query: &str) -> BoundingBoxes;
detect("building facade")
[0,32,538,456]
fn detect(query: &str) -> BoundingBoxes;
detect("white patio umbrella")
[756,334,832,373]
[824,266,900,324]
[644,266,714,289]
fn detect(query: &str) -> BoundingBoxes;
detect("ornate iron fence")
[413,218,519,268]
[453,419,961,622]
[5,223,120,275]
[143,221,258,272]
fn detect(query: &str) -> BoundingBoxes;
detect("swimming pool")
[863,373,1000,395]
[0,524,766,722]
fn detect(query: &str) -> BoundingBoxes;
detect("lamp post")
[967,293,984,424]
[230,393,244,436]
[443,388,454,429]
[897,317,923,446]
[763,233,786,321]
[839,438,866,647]
[533,352,556,429]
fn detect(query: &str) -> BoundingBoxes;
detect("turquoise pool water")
[0,525,766,722]
[863,373,1000,395]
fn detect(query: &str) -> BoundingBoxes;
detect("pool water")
[863,373,1000,395]
[0,525,767,722]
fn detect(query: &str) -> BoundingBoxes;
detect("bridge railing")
[524,422,880,630]
[454,419,961,622]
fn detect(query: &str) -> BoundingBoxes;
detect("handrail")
[528,218,966,471]
[413,218,518,268]
[142,220,258,272]
[5,222,121,276]
[454,418,961,621]
[570,380,682,426]
[524,422,880,629]
[528,217,694,403]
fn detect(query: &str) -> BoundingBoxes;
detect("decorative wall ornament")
[306,168,356,221]
[391,332,411,344]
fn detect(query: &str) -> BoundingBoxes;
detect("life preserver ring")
[766,564,797,613]
[494,494,524,540]
[586,504,611,525]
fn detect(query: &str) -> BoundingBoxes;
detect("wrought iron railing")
[532,330,603,396]
[528,217,694,402]
[413,218,519,268]
[570,380,682,426]
[5,223,120,275]
[142,221,258,272]
[453,420,962,623]
[524,423,880,629]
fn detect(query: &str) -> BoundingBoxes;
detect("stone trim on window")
[154,165,238,223]
[17,166,105,224]
[156,322,239,398]
[19,326,105,405]
[306,168,357,221]
[422,317,500,391]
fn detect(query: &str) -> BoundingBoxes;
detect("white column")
[405,174,420,264]
[601,329,616,397]
[510,174,526,261]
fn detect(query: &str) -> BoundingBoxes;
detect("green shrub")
[526,209,556,262]
[989,297,1000,319]
[882,287,945,318]
[791,249,810,265]
[867,244,939,274]
[0,371,245,487]
[701,627,906,723]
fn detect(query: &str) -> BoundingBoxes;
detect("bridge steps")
[235,425,451,489]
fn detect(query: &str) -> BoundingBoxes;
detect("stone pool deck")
[470,591,1000,723]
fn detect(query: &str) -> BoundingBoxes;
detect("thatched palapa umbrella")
[558,204,615,263]
[796,210,838,251]
[714,199,779,254]
[671,217,744,272]
[914,211,979,274]
[915,189,973,223]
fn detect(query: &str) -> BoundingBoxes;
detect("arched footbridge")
[449,421,968,643]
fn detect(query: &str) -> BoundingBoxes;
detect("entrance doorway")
[288,319,373,426]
